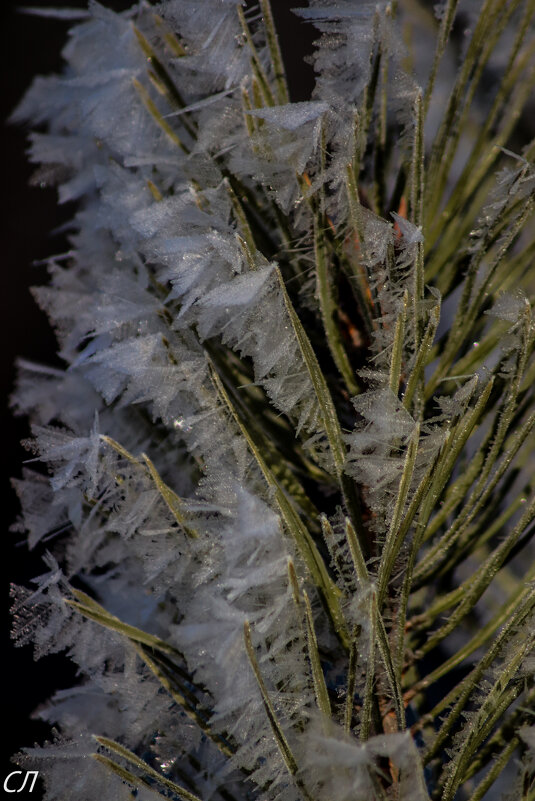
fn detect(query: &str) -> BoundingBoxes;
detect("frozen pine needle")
[9,2,535,800]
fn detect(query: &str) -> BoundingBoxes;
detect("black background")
[1,0,314,794]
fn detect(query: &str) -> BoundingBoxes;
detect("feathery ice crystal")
[10,1,535,800]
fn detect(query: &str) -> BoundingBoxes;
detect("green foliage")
[12,1,535,800]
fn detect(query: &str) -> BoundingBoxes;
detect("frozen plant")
[9,1,535,799]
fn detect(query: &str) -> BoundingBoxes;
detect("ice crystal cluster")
[10,1,535,800]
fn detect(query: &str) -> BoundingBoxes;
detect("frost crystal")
[10,1,535,801]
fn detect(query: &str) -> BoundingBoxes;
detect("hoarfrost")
[10,1,532,800]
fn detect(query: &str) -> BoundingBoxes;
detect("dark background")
[1,0,314,794]
[2,2,78,791]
